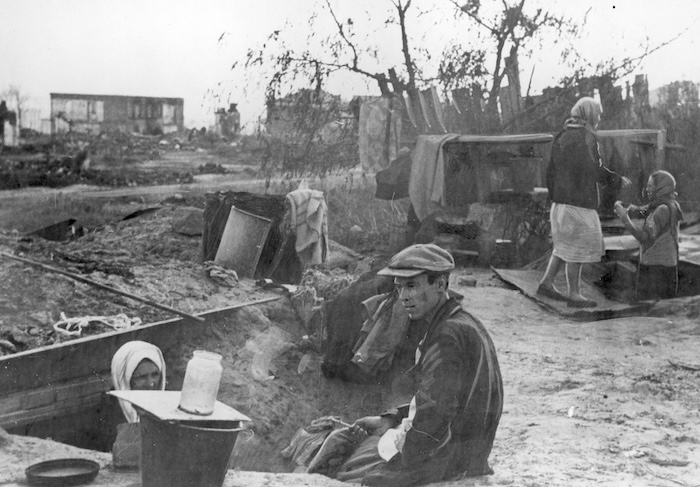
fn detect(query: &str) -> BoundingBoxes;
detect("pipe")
[0,251,205,323]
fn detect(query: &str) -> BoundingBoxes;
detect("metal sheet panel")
[214,207,272,278]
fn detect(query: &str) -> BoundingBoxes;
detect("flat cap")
[377,243,455,278]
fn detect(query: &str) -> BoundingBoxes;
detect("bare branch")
[449,0,499,34]
[286,54,385,83]
[397,0,416,90]
[608,29,688,79]
[324,0,360,70]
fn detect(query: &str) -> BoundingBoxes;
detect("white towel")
[286,189,329,267]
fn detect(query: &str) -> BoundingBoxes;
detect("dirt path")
[455,276,700,487]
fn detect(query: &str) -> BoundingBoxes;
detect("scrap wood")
[668,359,700,371]
[627,445,692,486]
[648,455,690,467]
[0,251,205,323]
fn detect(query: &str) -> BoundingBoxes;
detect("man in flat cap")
[316,243,503,486]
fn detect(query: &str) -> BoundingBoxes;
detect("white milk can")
[178,350,223,415]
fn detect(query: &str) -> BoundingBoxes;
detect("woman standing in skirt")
[537,97,631,308]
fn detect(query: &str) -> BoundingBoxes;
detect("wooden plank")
[0,296,281,395]
[0,374,109,417]
[0,395,21,416]
[1,394,104,429]
[448,133,554,144]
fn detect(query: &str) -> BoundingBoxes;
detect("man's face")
[394,273,445,321]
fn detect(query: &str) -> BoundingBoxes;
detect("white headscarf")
[111,340,166,423]
[565,97,602,130]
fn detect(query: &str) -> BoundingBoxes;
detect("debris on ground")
[2,141,700,486]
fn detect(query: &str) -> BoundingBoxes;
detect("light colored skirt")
[550,203,604,263]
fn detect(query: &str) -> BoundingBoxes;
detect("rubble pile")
[0,203,279,355]
[0,130,240,190]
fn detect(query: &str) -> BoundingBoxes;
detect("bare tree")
[237,0,580,135]
[445,0,576,130]
[240,0,424,103]
[233,1,431,175]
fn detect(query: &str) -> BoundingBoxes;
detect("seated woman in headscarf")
[69,340,166,454]
[98,341,167,466]
[614,170,684,300]
[110,340,167,423]
[78,340,165,452]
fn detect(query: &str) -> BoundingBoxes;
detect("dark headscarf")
[645,170,683,242]
[648,170,677,202]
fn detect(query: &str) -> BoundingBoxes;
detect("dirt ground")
[2,152,700,486]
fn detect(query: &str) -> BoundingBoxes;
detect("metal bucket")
[140,411,242,487]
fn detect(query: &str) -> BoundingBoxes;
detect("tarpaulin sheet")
[491,268,652,320]
[358,96,402,172]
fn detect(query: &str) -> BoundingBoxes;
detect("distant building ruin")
[0,100,18,147]
[214,103,240,138]
[50,93,184,135]
[265,89,344,137]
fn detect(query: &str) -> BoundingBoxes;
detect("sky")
[1,0,700,131]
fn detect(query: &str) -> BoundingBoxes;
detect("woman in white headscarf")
[111,340,167,423]
[70,340,166,452]
[538,97,631,307]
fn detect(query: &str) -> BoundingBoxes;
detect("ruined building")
[50,93,184,135]
[214,103,241,138]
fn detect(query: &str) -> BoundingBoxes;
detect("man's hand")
[620,176,632,188]
[352,415,395,436]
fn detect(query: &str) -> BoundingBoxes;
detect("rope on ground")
[53,312,142,337]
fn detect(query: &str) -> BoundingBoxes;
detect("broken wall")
[51,94,184,134]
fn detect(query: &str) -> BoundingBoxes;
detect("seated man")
[311,243,504,487]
